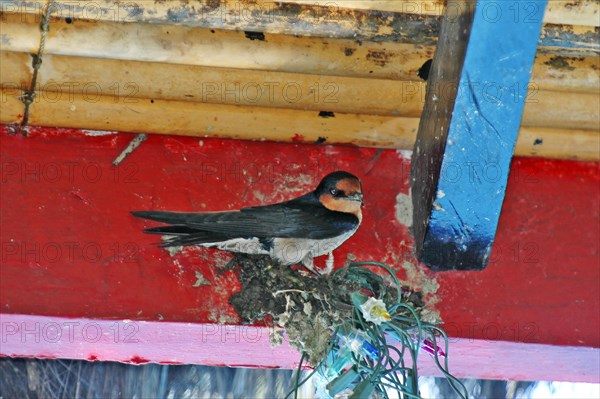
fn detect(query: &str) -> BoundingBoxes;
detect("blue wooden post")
[411,0,547,271]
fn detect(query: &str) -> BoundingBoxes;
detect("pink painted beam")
[1,314,598,383]
[0,313,297,368]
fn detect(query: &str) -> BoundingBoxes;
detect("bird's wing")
[131,203,359,240]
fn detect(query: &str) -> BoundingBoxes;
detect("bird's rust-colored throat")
[319,177,363,220]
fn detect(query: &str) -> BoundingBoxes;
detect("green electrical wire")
[287,261,469,399]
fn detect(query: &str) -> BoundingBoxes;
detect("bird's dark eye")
[330,189,338,196]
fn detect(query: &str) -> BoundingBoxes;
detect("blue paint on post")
[416,0,547,270]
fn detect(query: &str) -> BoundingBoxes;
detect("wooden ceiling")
[1,0,598,160]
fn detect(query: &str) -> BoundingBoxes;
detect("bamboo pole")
[532,53,600,94]
[4,0,598,26]
[0,13,435,82]
[277,0,600,26]
[2,1,598,52]
[1,3,598,160]
[0,51,32,89]
[517,126,600,161]
[521,89,600,131]
[22,89,421,149]
[0,88,24,124]
[1,14,597,93]
[0,51,425,117]
[281,1,446,15]
[2,88,598,161]
[3,50,598,129]
[3,0,442,45]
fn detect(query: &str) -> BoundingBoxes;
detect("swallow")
[131,171,363,274]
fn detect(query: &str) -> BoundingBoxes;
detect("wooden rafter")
[411,0,548,270]
[1,6,598,160]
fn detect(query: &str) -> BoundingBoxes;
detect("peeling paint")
[395,191,413,227]
[366,49,391,67]
[162,240,184,256]
[544,55,576,71]
[192,271,211,287]
[171,258,184,279]
[400,261,441,324]
[318,111,335,118]
[82,130,117,136]
[396,149,413,160]
[244,31,266,41]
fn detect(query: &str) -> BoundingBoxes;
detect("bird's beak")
[348,193,364,205]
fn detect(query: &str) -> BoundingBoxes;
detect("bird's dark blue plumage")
[131,171,363,271]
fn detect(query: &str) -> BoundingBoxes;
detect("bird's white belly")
[203,237,270,255]
[198,228,357,266]
[271,229,357,265]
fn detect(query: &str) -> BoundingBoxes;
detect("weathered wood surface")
[2,12,597,90]
[280,0,600,27]
[0,92,598,163]
[4,0,599,26]
[412,0,548,270]
[0,12,433,82]
[2,0,598,52]
[0,88,421,148]
[2,87,599,160]
[1,5,598,161]
[2,49,598,127]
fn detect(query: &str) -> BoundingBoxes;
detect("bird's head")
[316,171,364,217]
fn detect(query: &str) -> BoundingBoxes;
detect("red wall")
[2,126,599,348]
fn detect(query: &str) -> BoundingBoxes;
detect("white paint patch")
[192,271,210,287]
[436,190,446,199]
[401,261,441,324]
[82,129,118,136]
[161,236,184,256]
[396,149,413,160]
[324,145,340,156]
[172,258,184,278]
[395,191,413,227]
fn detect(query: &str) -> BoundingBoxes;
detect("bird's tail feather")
[132,211,232,247]
[131,211,193,225]
[143,225,199,235]
[158,233,228,248]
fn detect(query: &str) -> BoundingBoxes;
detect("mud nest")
[226,255,426,366]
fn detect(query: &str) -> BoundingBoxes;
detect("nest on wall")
[227,255,428,365]
[223,256,469,399]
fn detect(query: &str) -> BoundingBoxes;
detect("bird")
[131,171,363,274]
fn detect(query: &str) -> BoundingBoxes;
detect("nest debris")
[226,255,426,366]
